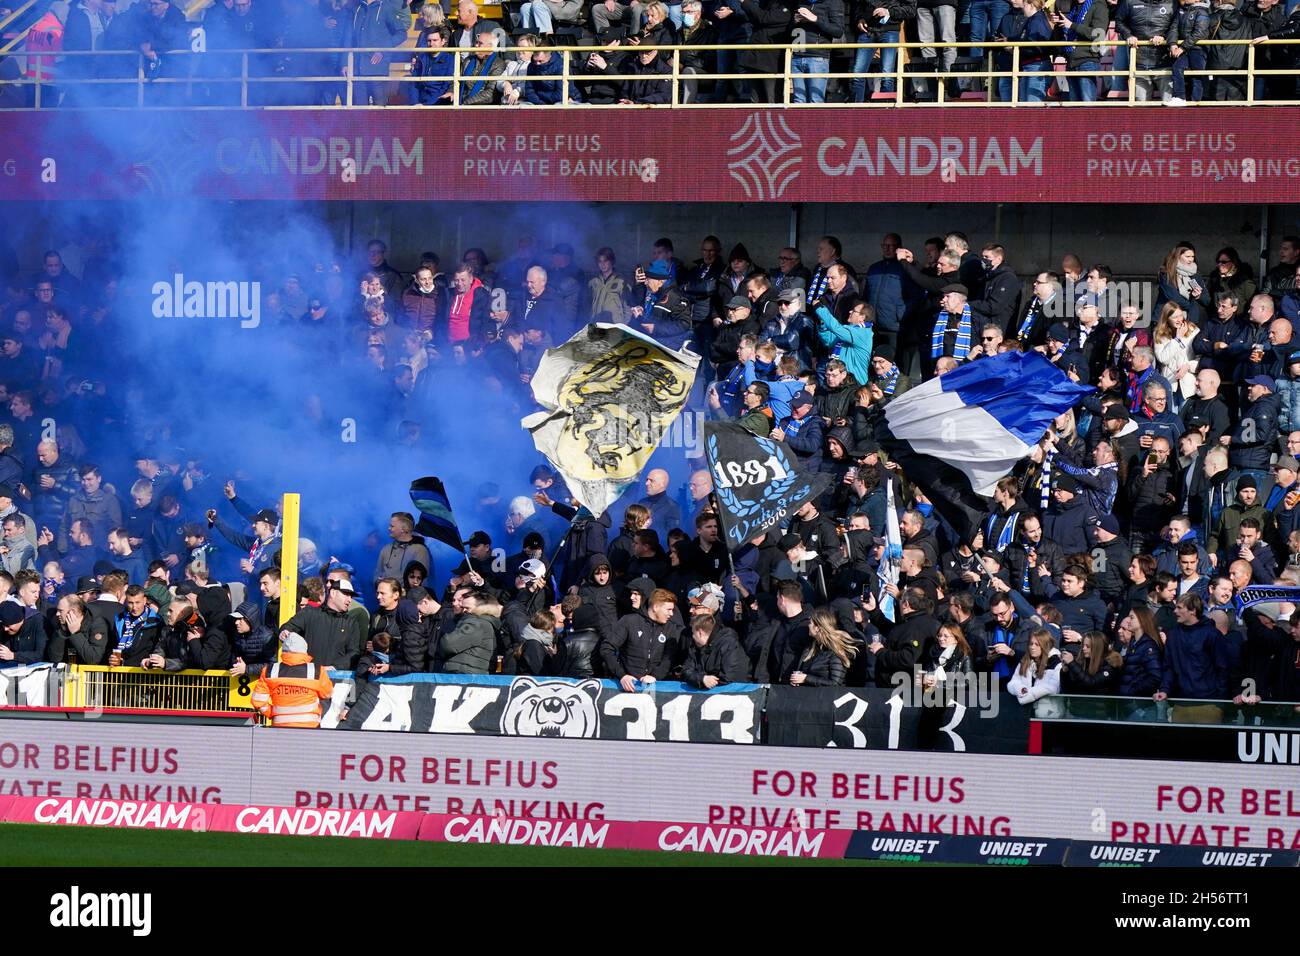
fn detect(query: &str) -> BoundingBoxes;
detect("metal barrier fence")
[62,664,255,714]
[1,38,1297,109]
[1046,693,1300,727]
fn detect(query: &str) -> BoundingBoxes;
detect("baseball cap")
[228,609,246,621]
[1245,375,1275,390]
[252,509,278,525]
[778,532,803,552]
[330,578,358,596]
[464,530,492,548]
[1047,323,1070,343]
[519,558,547,579]
[0,602,25,627]
[776,288,802,304]
[644,260,672,280]
[1102,404,1129,423]
[790,389,814,410]
[75,575,99,594]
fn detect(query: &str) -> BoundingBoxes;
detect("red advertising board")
[3,107,1298,204]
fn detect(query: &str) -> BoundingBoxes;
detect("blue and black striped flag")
[408,476,466,553]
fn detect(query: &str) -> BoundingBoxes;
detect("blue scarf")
[1018,295,1045,343]
[783,415,809,439]
[931,303,973,360]
[808,265,833,304]
[718,363,746,414]
[880,364,900,395]
[1267,482,1294,512]
[1063,0,1096,56]
[1021,546,1034,593]
[115,609,158,653]
[985,509,1020,554]
[466,51,499,99]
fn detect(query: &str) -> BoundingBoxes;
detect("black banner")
[338,676,764,744]
[1064,841,1300,868]
[703,421,830,550]
[845,831,1069,865]
[764,683,1031,753]
[1037,718,1300,765]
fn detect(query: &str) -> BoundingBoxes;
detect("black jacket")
[969,263,1021,331]
[681,629,751,688]
[47,614,110,664]
[600,611,680,680]
[282,604,364,671]
[559,627,601,679]
[3,612,48,664]
[767,608,813,684]
[794,646,848,686]
[875,610,937,687]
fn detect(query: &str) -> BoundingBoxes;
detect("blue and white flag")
[877,476,903,623]
[876,352,1093,541]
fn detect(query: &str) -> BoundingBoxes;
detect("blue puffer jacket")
[1276,373,1300,433]
[1117,633,1163,697]
[1160,619,1224,699]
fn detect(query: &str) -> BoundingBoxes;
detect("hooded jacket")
[577,552,620,637]
[231,600,276,670]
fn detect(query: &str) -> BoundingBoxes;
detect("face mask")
[683,11,697,24]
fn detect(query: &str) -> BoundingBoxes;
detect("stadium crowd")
[1,226,1300,725]
[19,0,1300,108]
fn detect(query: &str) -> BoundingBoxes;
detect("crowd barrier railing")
[0,38,1297,109]
[60,664,255,715]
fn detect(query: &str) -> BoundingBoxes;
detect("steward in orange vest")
[251,634,334,728]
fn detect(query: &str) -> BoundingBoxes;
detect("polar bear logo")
[500,678,602,738]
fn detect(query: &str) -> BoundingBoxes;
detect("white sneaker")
[1165,96,1188,107]
[1161,90,1173,103]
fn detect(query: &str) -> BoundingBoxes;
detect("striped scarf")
[1017,296,1044,344]
[1021,546,1034,593]
[985,509,1020,554]
[880,364,900,395]
[931,304,973,360]
[1063,0,1096,56]
[783,415,809,439]
[808,265,833,304]
[1040,450,1054,511]
[1127,366,1155,413]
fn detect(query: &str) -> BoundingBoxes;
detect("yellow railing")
[63,664,254,713]
[0,38,1296,109]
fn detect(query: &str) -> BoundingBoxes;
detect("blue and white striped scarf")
[985,509,1020,554]
[1040,450,1054,511]
[783,415,809,439]
[931,303,973,360]
[880,364,900,395]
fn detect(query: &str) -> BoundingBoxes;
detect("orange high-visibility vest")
[251,652,334,728]
[24,12,63,82]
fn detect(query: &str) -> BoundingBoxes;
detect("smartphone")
[1146,453,1158,468]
